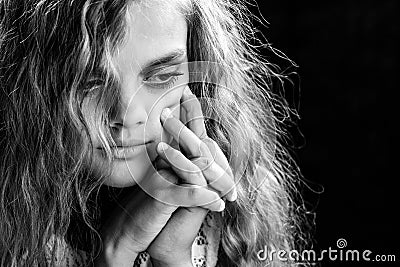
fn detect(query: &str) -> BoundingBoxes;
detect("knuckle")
[194,145,203,157]
[187,171,207,186]
[199,129,208,139]
[187,170,201,181]
[202,136,214,144]
[192,141,208,157]
[193,157,211,170]
[187,142,202,157]
[187,187,199,200]
[205,138,218,152]
[199,141,212,155]
[202,157,211,167]
[191,156,204,165]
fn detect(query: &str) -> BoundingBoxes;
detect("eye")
[83,76,103,97]
[143,68,184,89]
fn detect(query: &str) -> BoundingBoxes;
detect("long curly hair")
[0,0,313,266]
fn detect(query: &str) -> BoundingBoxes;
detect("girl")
[0,0,311,266]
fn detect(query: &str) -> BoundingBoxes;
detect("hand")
[158,85,237,202]
[95,163,225,266]
[147,85,237,266]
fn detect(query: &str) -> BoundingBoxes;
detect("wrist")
[94,241,139,267]
[151,258,193,267]
[150,250,193,267]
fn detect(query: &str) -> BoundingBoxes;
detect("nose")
[109,91,149,138]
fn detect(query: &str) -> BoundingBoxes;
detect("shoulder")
[45,234,91,266]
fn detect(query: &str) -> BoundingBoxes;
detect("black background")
[252,1,398,266]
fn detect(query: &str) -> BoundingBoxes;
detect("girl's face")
[89,1,189,187]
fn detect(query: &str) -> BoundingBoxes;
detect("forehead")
[114,0,188,75]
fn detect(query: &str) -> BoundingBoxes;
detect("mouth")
[98,141,153,160]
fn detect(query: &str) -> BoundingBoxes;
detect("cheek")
[150,86,185,118]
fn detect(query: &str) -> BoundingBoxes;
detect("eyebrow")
[139,49,187,76]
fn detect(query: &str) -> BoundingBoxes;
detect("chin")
[102,154,155,188]
[95,132,171,188]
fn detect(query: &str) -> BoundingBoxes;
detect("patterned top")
[45,211,222,266]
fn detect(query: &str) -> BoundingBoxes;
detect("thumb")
[153,156,170,170]
[169,206,208,245]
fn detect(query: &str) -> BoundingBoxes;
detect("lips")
[111,145,142,159]
[112,140,153,147]
[98,140,153,159]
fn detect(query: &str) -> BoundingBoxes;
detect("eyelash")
[143,71,184,90]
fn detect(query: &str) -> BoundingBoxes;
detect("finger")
[160,107,212,159]
[180,86,207,139]
[156,142,207,187]
[160,184,225,212]
[148,168,179,188]
[180,104,187,126]
[153,156,169,170]
[160,104,236,201]
[153,135,180,170]
[157,142,236,202]
[191,156,237,202]
[165,205,208,235]
[148,206,208,251]
[201,138,236,201]
[202,138,234,178]
[168,136,180,150]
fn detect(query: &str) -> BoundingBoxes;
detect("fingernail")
[217,200,225,212]
[230,190,237,202]
[157,142,169,153]
[161,108,172,120]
